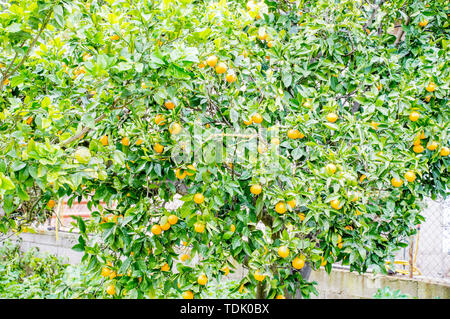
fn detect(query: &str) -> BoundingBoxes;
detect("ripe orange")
[154,143,164,153]
[267,41,274,48]
[371,121,379,130]
[250,184,262,195]
[321,257,327,267]
[164,100,175,109]
[292,255,305,269]
[206,55,218,67]
[413,145,424,153]
[161,222,171,231]
[252,113,263,124]
[391,177,403,188]
[426,82,436,92]
[161,263,170,271]
[425,95,431,102]
[404,171,416,182]
[419,19,428,27]
[194,222,205,233]
[180,254,190,262]
[330,199,341,210]
[409,111,420,122]
[151,224,162,235]
[275,202,287,214]
[168,215,178,225]
[440,147,450,157]
[287,199,296,209]
[359,174,367,183]
[121,137,130,146]
[298,213,305,221]
[110,34,120,41]
[243,118,253,126]
[325,163,337,174]
[287,129,300,139]
[197,274,208,285]
[26,117,33,125]
[215,62,227,74]
[182,290,194,299]
[100,135,108,146]
[155,114,166,126]
[226,72,237,83]
[194,193,204,204]
[221,266,230,275]
[186,164,196,176]
[198,61,206,68]
[136,138,144,145]
[106,284,116,295]
[254,270,266,281]
[426,141,438,151]
[101,267,112,277]
[275,295,285,299]
[169,122,182,135]
[277,246,290,258]
[47,200,56,209]
[326,112,338,123]
[230,224,236,232]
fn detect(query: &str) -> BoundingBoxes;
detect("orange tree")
[0,0,449,298]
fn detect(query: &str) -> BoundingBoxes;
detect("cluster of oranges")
[199,55,237,83]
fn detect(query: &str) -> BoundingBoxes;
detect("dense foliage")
[0,0,449,298]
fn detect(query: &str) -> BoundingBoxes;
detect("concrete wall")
[310,267,450,299]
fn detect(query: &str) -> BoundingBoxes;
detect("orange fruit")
[371,121,379,130]
[404,171,416,182]
[161,263,170,271]
[169,122,182,135]
[182,291,194,299]
[161,222,170,231]
[194,222,205,233]
[276,295,285,299]
[419,19,428,27]
[330,199,341,210]
[413,145,424,153]
[47,200,56,209]
[155,114,166,126]
[168,215,178,225]
[427,141,438,151]
[106,284,116,295]
[243,118,253,126]
[100,135,108,146]
[391,177,403,188]
[287,129,300,139]
[440,147,450,157]
[267,41,274,48]
[409,111,420,122]
[359,174,367,183]
[186,164,196,176]
[121,137,130,146]
[198,61,206,68]
[277,246,290,258]
[426,82,436,92]
[287,199,296,209]
[325,163,337,174]
[164,100,175,109]
[101,267,112,277]
[26,117,33,125]
[326,112,338,123]
[226,72,237,83]
[110,34,120,41]
[298,213,305,221]
[194,193,204,204]
[345,225,353,231]
[206,55,218,67]
[221,266,230,275]
[154,143,164,153]
[180,254,190,262]
[425,95,431,102]
[275,202,287,214]
[136,138,144,145]
[252,113,263,124]
[215,62,227,74]
[254,270,266,281]
[321,257,327,266]
[151,224,162,235]
[197,274,208,285]
[292,255,305,269]
[230,224,236,232]
[250,184,262,195]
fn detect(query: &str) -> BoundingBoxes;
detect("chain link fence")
[391,197,450,283]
